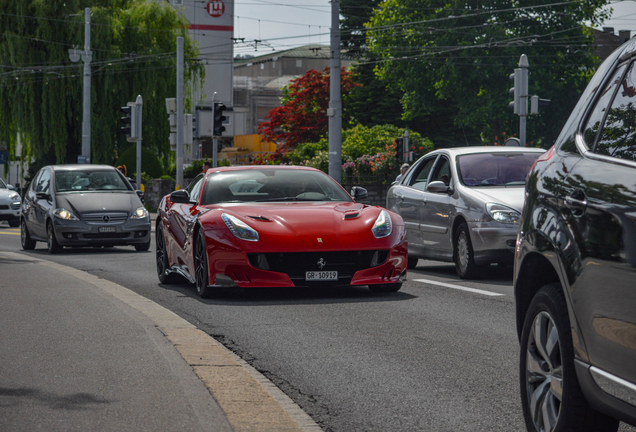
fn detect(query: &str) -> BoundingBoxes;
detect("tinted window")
[407,157,437,191]
[186,174,205,203]
[430,157,451,186]
[201,169,352,204]
[457,152,542,186]
[595,61,636,160]
[36,170,51,193]
[582,64,626,149]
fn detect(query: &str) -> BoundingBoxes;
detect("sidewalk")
[0,252,321,432]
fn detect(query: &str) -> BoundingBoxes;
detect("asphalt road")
[1,221,634,432]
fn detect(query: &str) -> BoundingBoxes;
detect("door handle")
[565,191,587,215]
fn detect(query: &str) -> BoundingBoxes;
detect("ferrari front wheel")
[156,223,181,284]
[195,229,215,298]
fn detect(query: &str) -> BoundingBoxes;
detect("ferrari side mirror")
[350,186,368,201]
[169,189,192,204]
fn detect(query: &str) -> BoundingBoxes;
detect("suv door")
[568,58,636,390]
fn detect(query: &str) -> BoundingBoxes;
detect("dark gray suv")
[514,39,636,431]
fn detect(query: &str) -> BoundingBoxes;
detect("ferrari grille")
[247,250,389,286]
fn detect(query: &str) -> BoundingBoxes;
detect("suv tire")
[519,283,619,432]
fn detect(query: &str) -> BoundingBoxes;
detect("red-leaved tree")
[258,67,359,153]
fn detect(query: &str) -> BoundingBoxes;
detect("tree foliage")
[365,0,611,147]
[0,0,204,177]
[258,67,359,152]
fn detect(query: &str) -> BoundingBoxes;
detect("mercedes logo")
[317,258,326,269]
[103,215,110,222]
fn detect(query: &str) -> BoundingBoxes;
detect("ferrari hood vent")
[247,215,272,221]
[344,211,360,219]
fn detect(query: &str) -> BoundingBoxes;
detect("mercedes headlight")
[486,203,520,224]
[371,209,393,238]
[222,213,259,242]
[53,208,79,221]
[131,206,149,219]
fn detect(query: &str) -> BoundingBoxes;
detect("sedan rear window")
[457,152,542,187]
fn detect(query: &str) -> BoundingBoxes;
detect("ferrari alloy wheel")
[520,284,619,432]
[47,222,61,254]
[369,282,402,293]
[21,219,36,250]
[454,223,479,279]
[195,229,214,298]
[156,223,180,284]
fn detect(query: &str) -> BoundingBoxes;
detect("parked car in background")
[21,164,151,253]
[386,146,544,278]
[0,177,21,227]
[514,39,636,431]
[156,165,407,297]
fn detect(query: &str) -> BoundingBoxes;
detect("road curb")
[0,252,322,432]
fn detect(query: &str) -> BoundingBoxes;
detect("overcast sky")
[231,0,636,56]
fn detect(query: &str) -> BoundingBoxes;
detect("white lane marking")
[413,278,505,296]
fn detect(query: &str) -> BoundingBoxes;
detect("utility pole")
[176,37,184,189]
[328,0,342,183]
[68,8,92,163]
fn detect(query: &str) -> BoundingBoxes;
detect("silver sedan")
[386,146,545,278]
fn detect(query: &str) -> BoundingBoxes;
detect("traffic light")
[184,114,194,145]
[395,138,404,162]
[120,104,138,142]
[213,102,226,136]
[509,68,528,116]
[530,95,551,114]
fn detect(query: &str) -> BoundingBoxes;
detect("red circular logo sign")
[207,0,225,17]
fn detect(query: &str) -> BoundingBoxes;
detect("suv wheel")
[520,283,619,432]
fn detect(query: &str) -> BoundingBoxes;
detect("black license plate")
[98,226,117,233]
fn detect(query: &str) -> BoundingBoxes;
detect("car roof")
[45,164,118,171]
[207,165,322,173]
[429,146,546,157]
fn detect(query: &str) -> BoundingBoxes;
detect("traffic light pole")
[328,0,342,184]
[176,37,184,190]
[135,95,143,189]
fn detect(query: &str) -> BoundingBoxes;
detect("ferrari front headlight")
[131,206,149,219]
[53,208,79,221]
[222,213,259,242]
[486,203,520,224]
[371,209,392,238]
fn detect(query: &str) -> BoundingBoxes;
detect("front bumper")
[0,202,21,221]
[52,217,151,246]
[468,222,518,265]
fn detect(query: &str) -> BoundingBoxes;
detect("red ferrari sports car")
[156,166,408,297]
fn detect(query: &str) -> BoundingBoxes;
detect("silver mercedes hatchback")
[386,146,545,278]
[21,164,151,253]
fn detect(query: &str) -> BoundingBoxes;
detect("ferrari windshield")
[55,170,131,192]
[201,169,353,204]
[457,152,542,187]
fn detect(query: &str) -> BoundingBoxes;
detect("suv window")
[594,61,636,160]
[582,64,626,150]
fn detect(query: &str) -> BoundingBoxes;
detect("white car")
[0,177,21,227]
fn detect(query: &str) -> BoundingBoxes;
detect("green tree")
[258,67,359,152]
[0,0,204,177]
[341,0,406,129]
[366,0,611,147]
